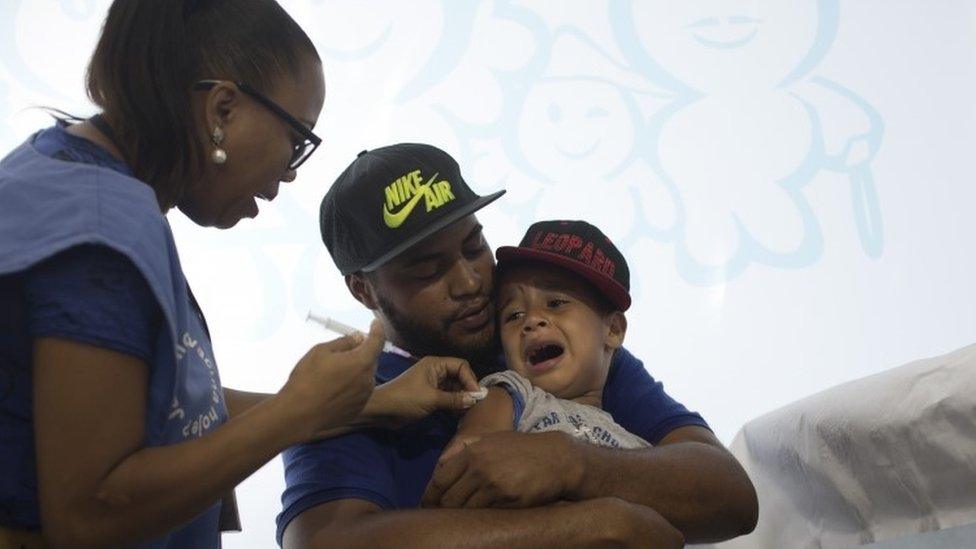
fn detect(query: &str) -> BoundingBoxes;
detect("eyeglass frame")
[193,79,322,170]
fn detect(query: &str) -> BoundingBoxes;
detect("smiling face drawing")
[687,14,762,50]
[632,0,820,92]
[517,78,635,182]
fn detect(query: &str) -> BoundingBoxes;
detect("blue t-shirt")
[0,244,162,528]
[276,347,709,544]
[0,123,234,547]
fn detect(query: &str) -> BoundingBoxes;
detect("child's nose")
[521,314,548,333]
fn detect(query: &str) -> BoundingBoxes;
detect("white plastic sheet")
[720,344,976,548]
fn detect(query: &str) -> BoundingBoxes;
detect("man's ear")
[346,272,379,310]
[604,311,627,351]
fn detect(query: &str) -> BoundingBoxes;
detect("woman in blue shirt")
[0,1,479,547]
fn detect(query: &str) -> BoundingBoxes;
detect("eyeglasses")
[193,80,322,170]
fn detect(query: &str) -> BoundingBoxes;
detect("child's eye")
[503,310,524,323]
[547,298,569,308]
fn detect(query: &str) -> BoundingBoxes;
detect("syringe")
[306,311,412,358]
[305,311,488,403]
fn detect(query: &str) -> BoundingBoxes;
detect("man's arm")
[283,497,684,549]
[574,426,758,543]
[423,427,758,544]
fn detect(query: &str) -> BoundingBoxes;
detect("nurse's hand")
[280,320,385,440]
[363,356,482,428]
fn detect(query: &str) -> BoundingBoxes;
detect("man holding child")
[278,143,758,547]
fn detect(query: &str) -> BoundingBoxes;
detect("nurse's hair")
[85,0,319,209]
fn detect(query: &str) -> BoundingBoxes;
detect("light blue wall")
[4,1,976,547]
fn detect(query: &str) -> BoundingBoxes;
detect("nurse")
[0,1,479,547]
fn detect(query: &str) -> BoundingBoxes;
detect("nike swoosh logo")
[383,172,438,228]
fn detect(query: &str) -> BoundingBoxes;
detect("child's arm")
[439,386,515,463]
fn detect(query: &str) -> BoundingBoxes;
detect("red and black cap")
[496,220,631,311]
[320,143,506,275]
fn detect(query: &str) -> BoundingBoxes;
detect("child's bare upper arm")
[439,386,516,463]
[458,386,516,436]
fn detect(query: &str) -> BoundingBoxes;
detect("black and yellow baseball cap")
[320,143,506,275]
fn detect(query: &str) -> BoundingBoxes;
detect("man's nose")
[448,259,482,298]
[281,168,297,183]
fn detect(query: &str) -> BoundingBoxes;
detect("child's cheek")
[505,349,529,377]
[507,354,528,377]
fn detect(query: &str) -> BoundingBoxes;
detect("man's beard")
[376,293,502,377]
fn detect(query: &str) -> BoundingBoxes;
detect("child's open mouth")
[525,342,564,373]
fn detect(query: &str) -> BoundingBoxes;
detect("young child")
[442,220,649,460]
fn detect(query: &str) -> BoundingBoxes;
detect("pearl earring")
[211,126,227,165]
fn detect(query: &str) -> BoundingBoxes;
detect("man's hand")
[437,434,481,464]
[422,431,583,509]
[592,497,686,548]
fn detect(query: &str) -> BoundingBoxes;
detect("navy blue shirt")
[0,244,162,528]
[276,347,709,544]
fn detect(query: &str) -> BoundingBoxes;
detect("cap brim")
[361,189,506,272]
[495,246,632,311]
